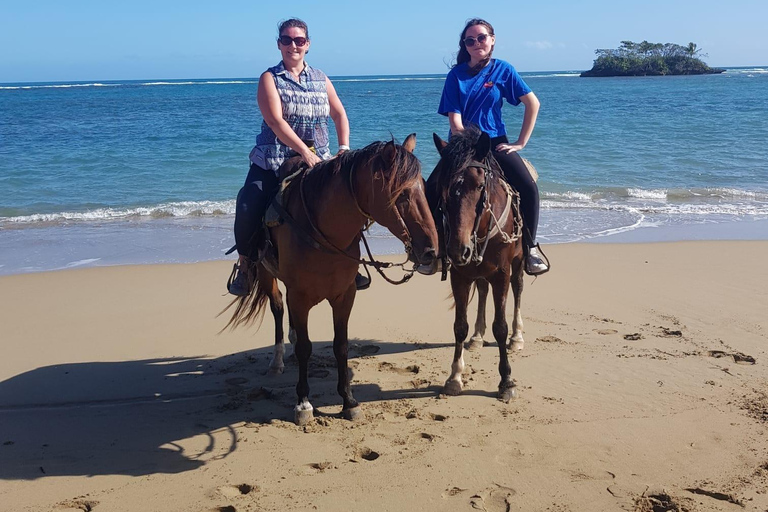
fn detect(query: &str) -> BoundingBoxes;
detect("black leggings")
[491,136,540,244]
[234,163,279,259]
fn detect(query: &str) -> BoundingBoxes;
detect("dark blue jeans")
[234,163,279,258]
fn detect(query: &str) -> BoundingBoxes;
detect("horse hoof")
[442,379,463,396]
[498,385,517,403]
[508,338,525,351]
[294,404,314,426]
[267,366,284,376]
[467,337,484,351]
[343,406,363,422]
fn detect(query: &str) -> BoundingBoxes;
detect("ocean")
[1,68,767,275]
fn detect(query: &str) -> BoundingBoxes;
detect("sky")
[1,0,766,83]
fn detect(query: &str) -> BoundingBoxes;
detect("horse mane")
[302,139,422,207]
[437,125,503,191]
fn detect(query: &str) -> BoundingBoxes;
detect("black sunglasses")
[278,35,308,47]
[463,33,490,47]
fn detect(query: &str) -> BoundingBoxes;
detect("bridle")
[442,157,521,265]
[291,153,418,285]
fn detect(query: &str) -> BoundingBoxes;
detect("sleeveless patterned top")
[249,61,332,173]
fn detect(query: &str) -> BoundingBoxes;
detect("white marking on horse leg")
[443,349,465,395]
[294,400,314,425]
[269,341,285,375]
[288,327,297,345]
[469,312,486,347]
[510,308,525,351]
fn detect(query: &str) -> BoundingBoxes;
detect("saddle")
[264,161,306,228]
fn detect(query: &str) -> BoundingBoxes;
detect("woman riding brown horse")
[226,134,438,425]
[426,126,526,402]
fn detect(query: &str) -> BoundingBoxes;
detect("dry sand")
[1,241,767,511]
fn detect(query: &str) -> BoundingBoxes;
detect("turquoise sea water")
[1,68,767,274]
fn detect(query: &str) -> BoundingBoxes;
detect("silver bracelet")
[338,144,350,151]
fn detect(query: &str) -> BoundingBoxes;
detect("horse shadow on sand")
[0,338,461,481]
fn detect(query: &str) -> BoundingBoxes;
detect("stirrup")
[525,243,551,276]
[355,272,371,291]
[227,262,252,296]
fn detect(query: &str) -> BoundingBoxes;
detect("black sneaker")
[227,263,251,296]
[355,272,371,291]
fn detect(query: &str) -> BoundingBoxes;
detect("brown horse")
[226,134,438,425]
[426,127,525,402]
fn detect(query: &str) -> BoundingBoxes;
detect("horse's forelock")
[439,126,502,192]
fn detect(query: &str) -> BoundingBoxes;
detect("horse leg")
[261,269,286,375]
[443,272,472,396]
[288,292,314,426]
[329,284,362,421]
[490,271,516,402]
[287,298,297,347]
[508,256,525,351]
[468,279,488,351]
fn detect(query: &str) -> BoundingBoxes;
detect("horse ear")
[474,131,491,160]
[402,133,417,153]
[382,140,397,164]
[433,133,447,155]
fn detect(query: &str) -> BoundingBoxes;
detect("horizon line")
[3,65,767,86]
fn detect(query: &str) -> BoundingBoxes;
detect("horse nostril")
[422,248,436,264]
[461,245,472,263]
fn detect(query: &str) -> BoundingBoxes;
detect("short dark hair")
[278,18,309,39]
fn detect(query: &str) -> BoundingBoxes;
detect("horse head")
[433,128,498,267]
[355,134,438,267]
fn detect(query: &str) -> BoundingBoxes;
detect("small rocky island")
[581,40,724,77]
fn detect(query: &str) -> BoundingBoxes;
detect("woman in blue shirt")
[438,18,548,275]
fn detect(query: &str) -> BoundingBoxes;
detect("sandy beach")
[1,241,767,511]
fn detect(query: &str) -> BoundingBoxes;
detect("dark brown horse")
[426,127,525,402]
[226,134,438,424]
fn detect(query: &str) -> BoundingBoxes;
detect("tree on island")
[580,40,724,77]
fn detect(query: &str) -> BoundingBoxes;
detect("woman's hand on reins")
[301,150,322,168]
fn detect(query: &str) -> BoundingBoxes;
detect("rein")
[443,157,522,265]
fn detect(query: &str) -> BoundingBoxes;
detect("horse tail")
[219,261,270,331]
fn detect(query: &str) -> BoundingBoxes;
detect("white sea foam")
[1,200,236,225]
[523,73,580,78]
[333,77,443,82]
[627,188,668,200]
[727,67,768,74]
[542,191,593,201]
[139,80,257,86]
[0,83,121,90]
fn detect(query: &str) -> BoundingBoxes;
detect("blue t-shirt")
[438,59,532,138]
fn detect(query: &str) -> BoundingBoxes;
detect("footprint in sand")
[351,343,380,356]
[55,499,99,511]
[216,484,257,499]
[623,333,643,341]
[350,446,380,462]
[307,461,334,472]
[596,329,618,335]
[536,335,567,344]
[378,362,420,374]
[469,484,516,511]
[707,350,756,365]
